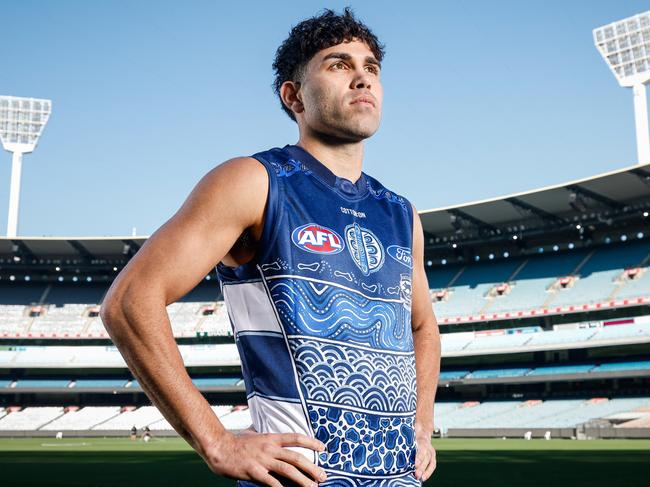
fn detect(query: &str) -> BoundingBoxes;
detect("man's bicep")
[113,157,268,306]
[410,203,435,330]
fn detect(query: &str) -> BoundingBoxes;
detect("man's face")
[296,39,383,142]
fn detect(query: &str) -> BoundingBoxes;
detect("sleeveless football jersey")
[216,145,420,486]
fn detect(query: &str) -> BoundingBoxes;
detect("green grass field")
[1,437,649,486]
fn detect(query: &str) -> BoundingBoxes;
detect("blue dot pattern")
[310,406,417,476]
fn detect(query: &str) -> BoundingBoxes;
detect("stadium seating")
[41,406,121,430]
[12,347,80,366]
[436,401,522,430]
[44,283,108,306]
[148,405,233,431]
[13,379,71,389]
[0,404,240,432]
[466,368,531,379]
[523,327,597,347]
[439,370,470,381]
[527,364,595,375]
[0,304,33,335]
[442,360,650,381]
[191,377,240,387]
[196,302,233,336]
[431,258,525,317]
[2,359,646,395]
[439,332,474,352]
[73,379,129,389]
[434,397,650,432]
[84,316,109,337]
[0,282,47,305]
[593,360,650,372]
[0,350,18,366]
[615,267,650,300]
[0,407,64,430]
[1,321,648,369]
[486,250,590,313]
[462,333,533,351]
[589,324,650,341]
[28,304,89,336]
[0,280,231,338]
[91,406,164,430]
[426,264,463,290]
[219,407,252,430]
[545,241,650,307]
[1,241,648,334]
[460,400,586,429]
[167,301,204,335]
[429,241,650,320]
[533,397,650,428]
[618,415,650,427]
[1,398,648,433]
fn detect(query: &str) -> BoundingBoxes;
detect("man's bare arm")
[100,157,326,487]
[410,203,441,481]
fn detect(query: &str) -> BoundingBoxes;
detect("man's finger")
[276,448,327,483]
[415,447,431,479]
[423,449,437,481]
[269,459,317,487]
[277,432,326,451]
[257,472,283,487]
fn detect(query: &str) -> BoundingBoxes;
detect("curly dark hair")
[272,7,385,121]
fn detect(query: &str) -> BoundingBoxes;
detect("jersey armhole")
[405,198,415,250]
[249,154,283,269]
[216,155,283,281]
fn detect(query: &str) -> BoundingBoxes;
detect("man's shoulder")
[249,145,295,166]
[363,171,413,213]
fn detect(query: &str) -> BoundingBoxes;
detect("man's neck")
[296,136,364,184]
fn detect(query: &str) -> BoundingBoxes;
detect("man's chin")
[311,118,380,143]
[335,120,380,142]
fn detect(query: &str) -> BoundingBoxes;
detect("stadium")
[2,6,650,487]
[1,158,650,485]
[1,158,650,439]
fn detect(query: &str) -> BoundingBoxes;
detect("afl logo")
[291,223,344,254]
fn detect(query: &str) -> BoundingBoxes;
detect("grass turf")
[0,437,649,486]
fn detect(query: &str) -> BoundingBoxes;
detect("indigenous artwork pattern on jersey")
[217,145,420,486]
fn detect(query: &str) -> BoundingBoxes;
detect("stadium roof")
[0,236,145,262]
[419,161,650,241]
[0,162,649,261]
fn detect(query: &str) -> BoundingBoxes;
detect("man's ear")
[280,80,304,116]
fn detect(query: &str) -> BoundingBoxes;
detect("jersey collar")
[284,144,368,198]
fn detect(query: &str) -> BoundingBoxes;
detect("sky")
[1,0,649,237]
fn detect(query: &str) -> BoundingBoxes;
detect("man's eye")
[331,61,347,70]
[365,65,379,74]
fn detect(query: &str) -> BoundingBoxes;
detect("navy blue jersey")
[216,145,420,486]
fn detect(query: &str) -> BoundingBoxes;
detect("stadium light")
[0,95,52,237]
[593,11,650,164]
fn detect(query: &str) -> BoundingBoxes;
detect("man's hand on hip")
[414,433,437,482]
[204,430,328,487]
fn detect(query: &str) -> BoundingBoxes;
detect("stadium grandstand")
[1,161,649,440]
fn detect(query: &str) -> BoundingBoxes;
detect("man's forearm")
[101,291,227,458]
[413,317,441,435]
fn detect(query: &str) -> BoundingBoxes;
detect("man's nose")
[351,69,372,90]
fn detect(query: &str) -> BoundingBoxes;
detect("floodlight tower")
[593,11,650,165]
[0,96,52,237]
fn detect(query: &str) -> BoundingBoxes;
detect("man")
[101,8,440,486]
